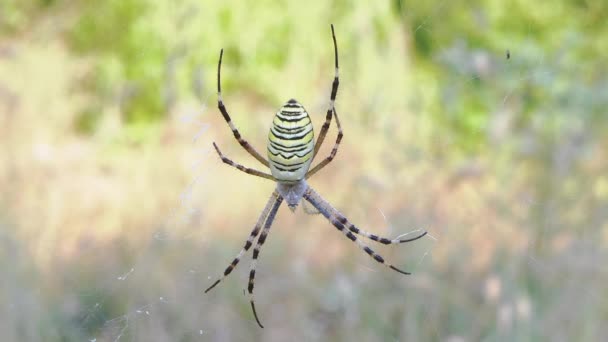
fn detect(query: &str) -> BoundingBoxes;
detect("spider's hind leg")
[304,187,425,275]
[344,221,427,245]
[204,191,280,294]
[302,200,321,215]
[247,195,283,328]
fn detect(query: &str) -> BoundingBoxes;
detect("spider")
[205,24,427,328]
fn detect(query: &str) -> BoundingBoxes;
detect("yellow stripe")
[273,115,310,128]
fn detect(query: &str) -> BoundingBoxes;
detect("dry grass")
[1,16,607,342]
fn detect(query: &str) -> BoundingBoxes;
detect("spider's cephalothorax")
[206,24,427,329]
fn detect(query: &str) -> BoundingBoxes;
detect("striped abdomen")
[267,99,315,182]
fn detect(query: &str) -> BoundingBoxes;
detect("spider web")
[75,2,608,341]
[80,107,212,341]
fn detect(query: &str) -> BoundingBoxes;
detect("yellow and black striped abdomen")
[267,99,315,182]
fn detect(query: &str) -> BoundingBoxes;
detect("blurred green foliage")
[29,0,602,153]
[395,0,608,153]
[1,0,55,33]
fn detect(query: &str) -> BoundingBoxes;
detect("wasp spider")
[205,25,427,328]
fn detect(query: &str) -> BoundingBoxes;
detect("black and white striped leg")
[217,49,270,168]
[304,187,415,275]
[213,142,275,181]
[348,224,427,245]
[248,195,283,328]
[333,208,427,244]
[204,191,280,294]
[312,24,340,161]
[306,108,343,178]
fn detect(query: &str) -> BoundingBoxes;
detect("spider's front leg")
[306,108,343,178]
[312,24,340,161]
[216,49,270,167]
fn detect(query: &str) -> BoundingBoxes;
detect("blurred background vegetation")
[1,0,607,341]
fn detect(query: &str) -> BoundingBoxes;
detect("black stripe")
[224,264,235,276]
[277,115,310,124]
[331,77,339,100]
[269,154,311,166]
[346,232,356,241]
[258,232,268,244]
[276,116,310,123]
[277,113,307,119]
[270,127,313,141]
[272,164,306,172]
[332,219,345,231]
[280,110,305,115]
[272,124,308,134]
[244,240,252,249]
[269,146,312,158]
[268,147,310,157]
[269,138,310,148]
[252,249,259,259]
[363,246,373,255]
[218,103,231,122]
[248,271,255,292]
[273,162,304,172]
[268,141,310,153]
[276,109,306,115]
[269,146,312,156]
[267,149,312,159]
[373,254,384,263]
[271,135,313,146]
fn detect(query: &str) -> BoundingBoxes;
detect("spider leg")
[333,205,427,244]
[204,191,280,293]
[352,227,427,245]
[304,187,417,275]
[306,108,343,178]
[216,49,270,168]
[213,142,275,181]
[302,199,321,215]
[312,24,340,161]
[248,195,283,328]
